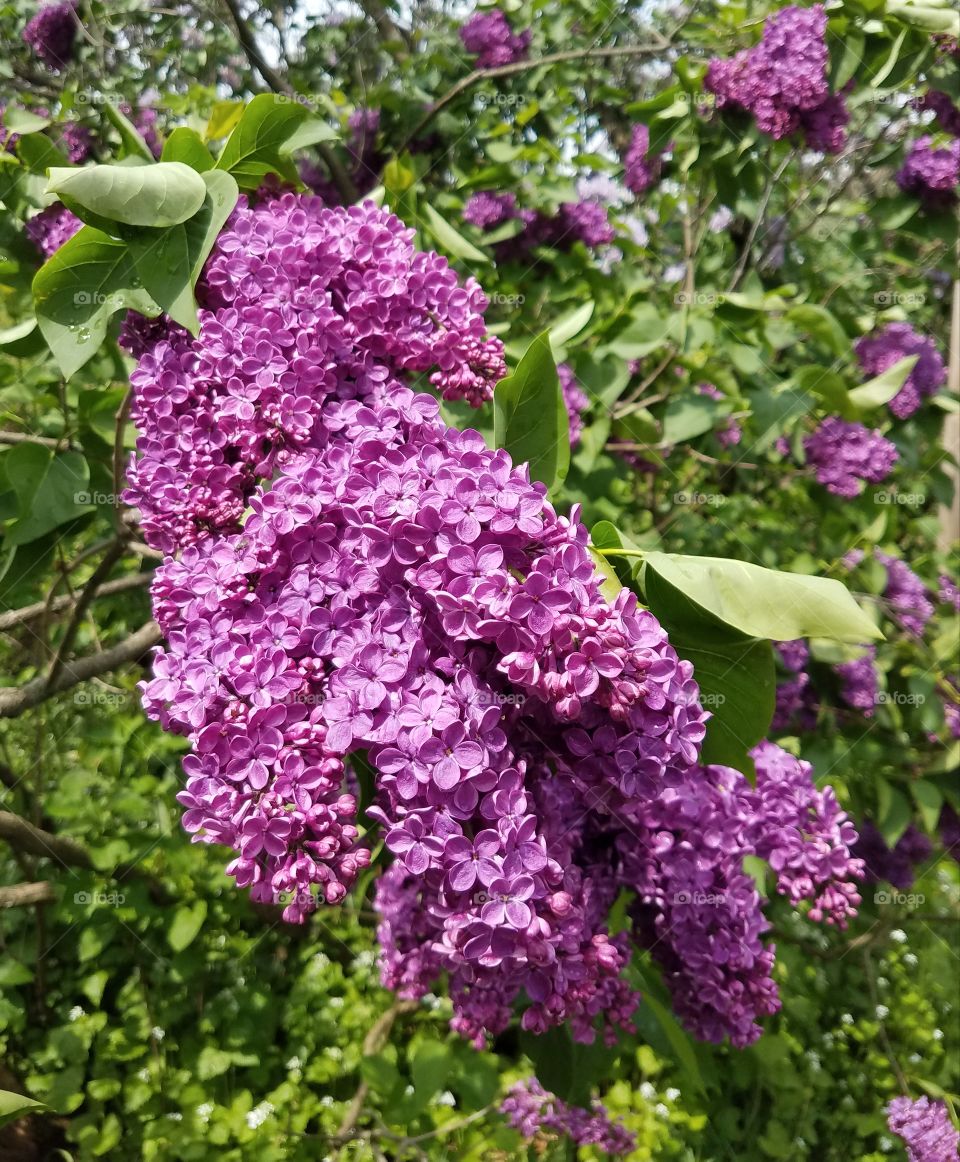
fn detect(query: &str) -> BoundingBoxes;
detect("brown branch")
[0,881,57,908]
[0,431,76,450]
[0,620,161,719]
[337,1000,418,1138]
[400,40,670,153]
[0,572,151,633]
[0,811,92,869]
[219,0,359,203]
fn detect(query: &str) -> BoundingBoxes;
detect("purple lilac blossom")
[22,1,77,69]
[887,1095,960,1162]
[501,1078,636,1155]
[877,551,934,637]
[705,5,848,153]
[558,364,589,446]
[127,192,861,1050]
[24,203,83,258]
[60,121,92,162]
[853,820,932,890]
[803,417,898,498]
[459,9,530,68]
[463,191,519,229]
[834,646,877,716]
[120,104,162,158]
[559,201,615,247]
[623,124,662,195]
[939,575,960,612]
[922,90,960,136]
[939,804,960,862]
[896,137,960,208]
[855,323,947,419]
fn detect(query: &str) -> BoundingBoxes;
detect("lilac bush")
[623,124,662,195]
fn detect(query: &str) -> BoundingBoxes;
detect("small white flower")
[329,996,345,1010]
[933,1028,944,1040]
[196,1103,213,1121]
[151,1026,165,1041]
[875,1005,890,1020]
[880,1135,894,1152]
[312,952,331,969]
[138,1068,150,1082]
[68,1005,84,1022]
[167,1112,182,1122]
[437,1091,456,1107]
[904,953,918,967]
[352,950,376,969]
[891,929,907,943]
[909,1053,921,1064]
[327,1046,343,1061]
[655,1103,669,1118]
[639,1082,657,1101]
[665,1088,680,1102]
[286,1056,302,1071]
[320,1096,334,1108]
[245,1101,274,1129]
[841,1013,854,1025]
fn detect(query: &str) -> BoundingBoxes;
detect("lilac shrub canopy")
[125,192,863,1050]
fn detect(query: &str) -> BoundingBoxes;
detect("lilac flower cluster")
[459,9,531,68]
[22,1,77,69]
[922,90,960,137]
[25,203,83,258]
[60,121,92,163]
[877,552,934,637]
[939,575,960,613]
[462,191,613,253]
[803,417,898,498]
[887,1095,960,1162]
[855,323,947,419]
[896,136,960,208]
[697,384,742,450]
[705,5,849,153]
[120,103,162,158]
[558,363,589,446]
[834,646,877,716]
[501,1078,636,1155]
[853,820,931,890]
[772,640,818,733]
[623,124,662,195]
[127,192,861,1050]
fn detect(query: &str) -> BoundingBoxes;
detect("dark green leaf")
[493,333,569,492]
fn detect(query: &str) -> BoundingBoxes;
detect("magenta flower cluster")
[803,417,898,498]
[772,640,818,733]
[834,646,877,716]
[501,1078,636,1155]
[887,1095,960,1162]
[22,1,77,69]
[896,136,960,208]
[558,363,589,446]
[855,323,947,419]
[877,551,933,637]
[459,9,531,68]
[60,121,92,162]
[463,191,614,252]
[124,191,861,1050]
[705,5,849,153]
[921,90,960,137]
[25,203,82,258]
[623,124,662,195]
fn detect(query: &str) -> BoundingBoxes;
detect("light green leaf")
[410,1042,451,1104]
[642,551,883,643]
[421,202,490,264]
[494,333,569,492]
[167,899,207,953]
[786,304,848,355]
[661,394,724,443]
[103,103,157,163]
[46,163,207,228]
[33,226,163,379]
[0,318,46,357]
[160,127,214,172]
[548,301,594,349]
[215,93,309,188]
[848,355,918,411]
[282,116,338,153]
[4,446,92,546]
[3,109,51,135]
[0,1089,46,1129]
[204,101,245,143]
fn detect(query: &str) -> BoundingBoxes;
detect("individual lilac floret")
[24,203,83,258]
[887,1095,960,1162]
[501,1078,636,1155]
[460,9,531,68]
[853,820,931,890]
[22,1,77,69]
[463,191,519,229]
[623,124,662,195]
[706,5,848,153]
[855,323,947,419]
[558,364,589,446]
[896,137,960,208]
[834,646,877,716]
[921,90,960,136]
[877,551,934,637]
[803,417,898,498]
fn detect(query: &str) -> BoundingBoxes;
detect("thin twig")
[0,881,57,908]
[0,571,151,633]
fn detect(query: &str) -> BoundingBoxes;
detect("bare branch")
[0,620,161,719]
[0,572,152,633]
[0,881,57,908]
[0,431,76,451]
[0,811,93,868]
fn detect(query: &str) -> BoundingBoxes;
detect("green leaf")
[785,304,848,355]
[588,547,624,603]
[661,394,724,443]
[519,1025,617,1107]
[160,127,214,172]
[4,447,92,546]
[888,0,960,35]
[33,226,163,378]
[127,170,239,333]
[590,519,645,587]
[102,103,157,163]
[913,780,944,832]
[17,131,69,175]
[494,333,569,492]
[205,101,245,143]
[420,202,489,264]
[548,301,594,349]
[215,94,310,189]
[281,116,338,153]
[3,109,50,135]
[0,318,47,357]
[0,1089,46,1129]
[642,551,883,643]
[632,983,706,1096]
[47,163,207,228]
[410,1042,451,1104]
[848,355,918,411]
[167,899,207,953]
